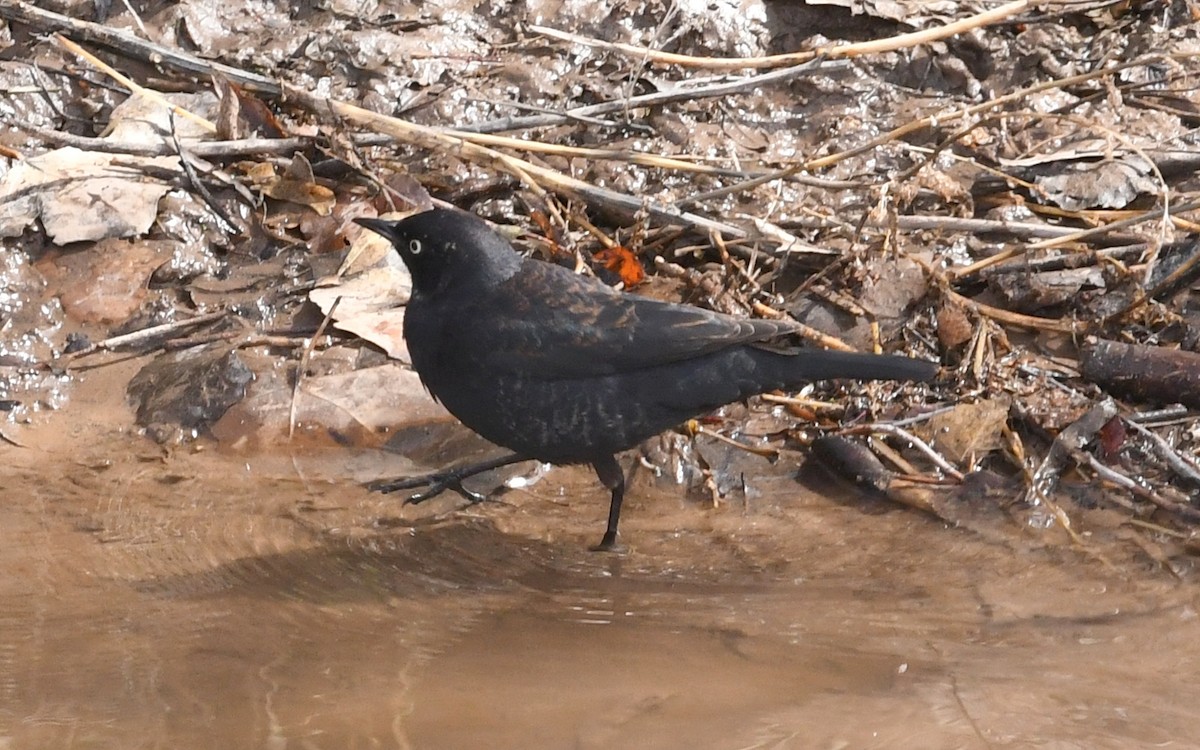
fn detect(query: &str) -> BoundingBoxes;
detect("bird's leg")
[590,454,627,552]
[368,452,532,505]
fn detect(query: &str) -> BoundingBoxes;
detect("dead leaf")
[923,398,1011,465]
[0,147,179,244]
[935,302,973,349]
[310,220,412,360]
[337,210,415,276]
[1001,147,1159,211]
[260,178,336,216]
[593,245,646,286]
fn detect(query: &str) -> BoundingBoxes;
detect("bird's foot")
[368,470,488,505]
[369,453,530,508]
[588,531,625,553]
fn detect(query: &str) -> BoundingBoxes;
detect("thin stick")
[759,392,845,411]
[530,0,1028,71]
[44,8,752,240]
[1085,453,1200,522]
[1126,420,1200,487]
[907,254,1088,334]
[950,197,1200,279]
[284,86,750,238]
[805,55,1166,171]
[290,297,340,439]
[27,127,333,156]
[464,58,849,134]
[0,2,283,95]
[59,311,228,362]
[53,34,216,133]
[840,423,965,481]
[692,424,779,458]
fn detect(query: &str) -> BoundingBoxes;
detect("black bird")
[355,209,938,549]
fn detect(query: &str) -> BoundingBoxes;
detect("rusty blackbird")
[355,209,938,550]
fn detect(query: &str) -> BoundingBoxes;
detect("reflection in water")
[2,439,1200,750]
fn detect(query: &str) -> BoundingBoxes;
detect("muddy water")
[3,377,1200,748]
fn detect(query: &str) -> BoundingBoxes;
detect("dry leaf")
[593,245,646,286]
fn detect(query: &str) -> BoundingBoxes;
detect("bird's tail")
[773,348,940,384]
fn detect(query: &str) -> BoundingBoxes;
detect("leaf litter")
[2,0,1200,576]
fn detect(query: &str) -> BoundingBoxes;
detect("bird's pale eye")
[408,239,423,255]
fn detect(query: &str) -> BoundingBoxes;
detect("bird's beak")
[353,217,399,242]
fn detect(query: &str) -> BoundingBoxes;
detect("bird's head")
[354,209,522,295]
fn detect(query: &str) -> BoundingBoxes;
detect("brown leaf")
[923,398,1010,465]
[935,302,973,349]
[261,178,336,216]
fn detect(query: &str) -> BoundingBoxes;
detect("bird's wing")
[477,260,794,377]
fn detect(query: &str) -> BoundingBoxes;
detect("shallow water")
[4,377,1200,750]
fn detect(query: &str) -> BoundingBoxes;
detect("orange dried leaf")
[594,245,645,286]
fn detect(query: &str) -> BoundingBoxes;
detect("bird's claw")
[368,471,488,505]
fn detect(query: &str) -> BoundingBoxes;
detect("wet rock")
[127,344,253,444]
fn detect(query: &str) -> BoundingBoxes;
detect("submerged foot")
[368,470,488,505]
[588,531,625,553]
[367,453,531,506]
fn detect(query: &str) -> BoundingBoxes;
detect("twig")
[945,287,1085,334]
[290,297,340,439]
[691,423,779,459]
[530,1,1029,71]
[759,392,845,412]
[1129,405,1192,425]
[676,166,856,210]
[909,253,1089,334]
[839,422,965,481]
[894,214,1140,245]
[61,32,743,179]
[806,54,1169,171]
[1026,197,1200,252]
[36,5,756,240]
[466,96,650,132]
[0,2,283,95]
[974,245,1148,278]
[747,301,861,351]
[53,34,216,133]
[463,58,850,134]
[1126,419,1200,487]
[295,90,748,236]
[168,114,242,235]
[867,435,920,475]
[27,127,329,156]
[58,311,228,362]
[116,0,148,38]
[1084,453,1200,522]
